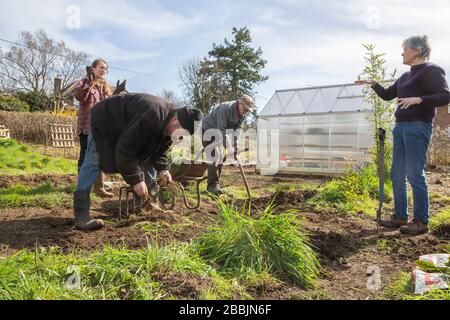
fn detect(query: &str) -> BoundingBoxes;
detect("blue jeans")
[76,131,157,192]
[390,121,433,224]
[76,132,100,192]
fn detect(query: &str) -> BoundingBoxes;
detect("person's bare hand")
[397,97,422,109]
[133,181,148,197]
[354,79,377,86]
[159,170,172,187]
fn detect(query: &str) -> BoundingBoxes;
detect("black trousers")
[202,134,222,186]
[78,134,88,172]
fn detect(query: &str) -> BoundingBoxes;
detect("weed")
[307,164,392,216]
[384,272,450,300]
[429,207,450,232]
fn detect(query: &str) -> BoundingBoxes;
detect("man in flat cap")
[202,95,254,195]
[74,93,203,231]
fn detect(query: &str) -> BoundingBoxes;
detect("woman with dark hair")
[356,35,450,235]
[74,58,118,197]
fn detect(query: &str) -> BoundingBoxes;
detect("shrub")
[340,164,391,201]
[428,128,450,167]
[14,91,51,112]
[0,111,77,144]
[0,95,30,112]
[196,199,320,287]
[307,163,392,215]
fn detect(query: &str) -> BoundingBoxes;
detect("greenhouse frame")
[256,83,375,175]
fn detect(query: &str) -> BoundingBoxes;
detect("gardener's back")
[91,93,176,137]
[89,93,176,175]
[202,101,243,133]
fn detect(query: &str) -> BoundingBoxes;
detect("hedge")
[0,111,77,144]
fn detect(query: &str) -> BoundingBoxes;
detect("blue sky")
[1,0,449,111]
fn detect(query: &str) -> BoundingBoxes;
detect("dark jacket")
[90,93,176,186]
[202,101,244,149]
[371,62,450,123]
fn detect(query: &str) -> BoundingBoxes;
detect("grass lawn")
[0,139,76,175]
[0,183,76,209]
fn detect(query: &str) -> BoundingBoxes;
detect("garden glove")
[114,80,127,95]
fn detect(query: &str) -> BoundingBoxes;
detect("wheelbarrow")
[159,161,209,210]
[118,161,209,219]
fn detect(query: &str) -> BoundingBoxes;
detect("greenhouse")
[256,83,375,175]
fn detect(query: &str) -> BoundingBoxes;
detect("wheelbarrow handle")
[182,179,206,210]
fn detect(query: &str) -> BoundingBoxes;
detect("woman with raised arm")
[74,58,125,197]
[356,35,450,235]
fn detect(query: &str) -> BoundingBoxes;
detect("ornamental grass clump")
[197,199,320,287]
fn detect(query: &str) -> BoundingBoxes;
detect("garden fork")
[376,128,386,234]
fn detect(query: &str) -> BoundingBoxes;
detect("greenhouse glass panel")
[298,89,318,111]
[282,91,307,114]
[257,83,375,175]
[260,93,284,116]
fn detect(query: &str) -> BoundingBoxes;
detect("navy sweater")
[371,62,450,123]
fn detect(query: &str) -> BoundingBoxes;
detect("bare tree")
[54,41,88,90]
[178,57,229,114]
[159,89,183,106]
[179,57,206,111]
[0,29,87,95]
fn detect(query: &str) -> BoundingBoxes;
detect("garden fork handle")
[377,127,386,234]
[236,154,251,199]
